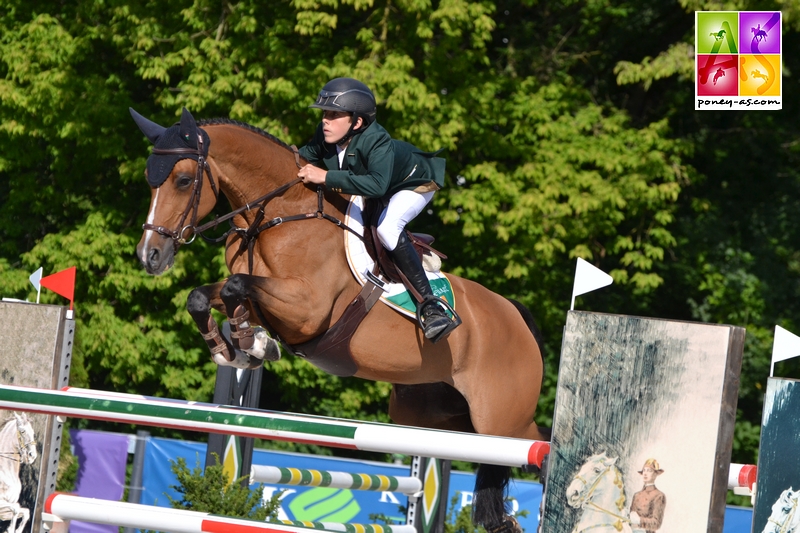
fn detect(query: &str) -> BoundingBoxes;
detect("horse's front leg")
[13,508,27,533]
[219,274,281,362]
[0,502,20,533]
[187,282,267,370]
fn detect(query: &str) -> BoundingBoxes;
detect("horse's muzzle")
[137,239,174,275]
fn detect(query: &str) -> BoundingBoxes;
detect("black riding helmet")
[310,78,377,144]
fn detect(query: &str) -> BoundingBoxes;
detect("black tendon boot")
[389,233,455,341]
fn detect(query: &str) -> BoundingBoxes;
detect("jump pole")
[0,384,550,468]
[728,463,757,490]
[250,465,423,496]
[43,493,414,533]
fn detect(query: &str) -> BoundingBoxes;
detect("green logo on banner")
[288,487,361,522]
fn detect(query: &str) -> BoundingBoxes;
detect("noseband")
[142,136,219,250]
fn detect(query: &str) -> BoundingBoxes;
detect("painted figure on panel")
[566,452,631,533]
[629,459,666,533]
[762,488,800,533]
[0,412,37,533]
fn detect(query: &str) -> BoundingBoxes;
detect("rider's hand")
[298,164,327,185]
[630,512,641,525]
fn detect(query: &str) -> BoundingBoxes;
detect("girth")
[279,269,386,377]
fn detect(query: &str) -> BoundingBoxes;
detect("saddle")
[360,197,447,300]
[284,197,448,376]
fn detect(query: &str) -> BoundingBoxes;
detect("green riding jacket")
[298,121,445,198]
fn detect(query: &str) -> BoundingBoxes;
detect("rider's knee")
[377,223,403,251]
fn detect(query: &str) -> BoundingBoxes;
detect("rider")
[297,77,458,342]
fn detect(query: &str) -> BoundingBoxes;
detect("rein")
[571,465,630,531]
[0,421,34,463]
[143,140,363,271]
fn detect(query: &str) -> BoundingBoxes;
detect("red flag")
[40,266,76,308]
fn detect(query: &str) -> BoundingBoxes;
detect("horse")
[0,413,37,533]
[130,107,549,532]
[710,29,726,41]
[752,24,768,43]
[565,453,631,533]
[763,488,800,533]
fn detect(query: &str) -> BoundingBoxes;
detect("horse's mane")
[197,118,297,154]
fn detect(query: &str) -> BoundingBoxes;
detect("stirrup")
[416,296,462,344]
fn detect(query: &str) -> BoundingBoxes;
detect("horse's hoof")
[243,328,282,362]
[212,349,263,370]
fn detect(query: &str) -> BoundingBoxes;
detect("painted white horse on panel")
[566,452,632,533]
[0,413,37,533]
[762,488,800,533]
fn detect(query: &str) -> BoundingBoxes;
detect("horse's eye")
[175,175,193,189]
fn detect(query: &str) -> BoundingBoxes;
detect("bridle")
[0,417,35,464]
[142,133,363,271]
[767,495,799,533]
[570,464,629,532]
[142,135,219,248]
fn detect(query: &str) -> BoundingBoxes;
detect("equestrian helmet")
[310,78,377,129]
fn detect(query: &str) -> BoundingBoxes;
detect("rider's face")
[641,467,657,484]
[322,110,361,144]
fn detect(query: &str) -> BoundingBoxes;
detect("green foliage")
[1,0,799,481]
[167,454,281,519]
[445,496,484,533]
[56,425,78,493]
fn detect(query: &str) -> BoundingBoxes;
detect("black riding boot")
[389,233,454,341]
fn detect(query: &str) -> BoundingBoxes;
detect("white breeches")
[376,190,435,251]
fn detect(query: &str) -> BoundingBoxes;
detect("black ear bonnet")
[130,107,211,187]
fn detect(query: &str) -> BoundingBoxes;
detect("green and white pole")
[0,385,549,468]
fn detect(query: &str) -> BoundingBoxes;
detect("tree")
[0,0,788,477]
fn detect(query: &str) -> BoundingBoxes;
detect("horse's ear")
[179,107,198,148]
[130,108,167,145]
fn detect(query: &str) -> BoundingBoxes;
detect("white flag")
[571,258,613,310]
[29,267,43,303]
[771,325,800,376]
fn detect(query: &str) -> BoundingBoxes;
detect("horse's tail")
[472,464,512,530]
[506,298,546,385]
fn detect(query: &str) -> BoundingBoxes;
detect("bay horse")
[0,413,37,533]
[131,108,549,531]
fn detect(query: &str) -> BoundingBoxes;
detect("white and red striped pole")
[728,463,757,490]
[44,493,414,533]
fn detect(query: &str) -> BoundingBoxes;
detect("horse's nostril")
[148,248,160,267]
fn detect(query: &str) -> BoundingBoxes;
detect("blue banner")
[141,437,752,532]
